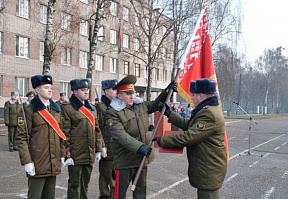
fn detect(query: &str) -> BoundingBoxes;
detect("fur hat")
[60,92,66,96]
[70,78,90,91]
[190,81,196,93]
[102,79,118,90]
[113,75,136,93]
[195,78,216,94]
[11,91,19,96]
[31,75,53,89]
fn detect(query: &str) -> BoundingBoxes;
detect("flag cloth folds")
[176,10,229,162]
[117,23,122,54]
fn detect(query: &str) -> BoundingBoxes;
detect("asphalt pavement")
[0,117,287,198]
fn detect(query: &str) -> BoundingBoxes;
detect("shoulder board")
[62,102,71,105]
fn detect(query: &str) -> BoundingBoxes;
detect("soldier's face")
[11,94,18,100]
[60,95,66,101]
[36,84,52,100]
[104,88,117,100]
[118,92,135,106]
[74,88,89,102]
[192,93,202,107]
[28,96,34,101]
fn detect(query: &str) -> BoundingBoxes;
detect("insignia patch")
[107,119,113,126]
[18,117,24,125]
[196,121,205,130]
[61,115,65,122]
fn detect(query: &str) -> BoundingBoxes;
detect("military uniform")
[157,79,227,199]
[56,92,68,105]
[61,79,104,199]
[16,75,66,199]
[23,91,35,106]
[4,95,21,151]
[105,75,169,199]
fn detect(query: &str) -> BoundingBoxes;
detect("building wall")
[0,0,174,106]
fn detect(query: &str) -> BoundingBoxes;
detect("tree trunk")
[42,0,56,75]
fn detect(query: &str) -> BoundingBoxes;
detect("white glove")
[95,152,101,162]
[66,158,74,166]
[24,163,35,176]
[61,157,66,168]
[101,148,107,158]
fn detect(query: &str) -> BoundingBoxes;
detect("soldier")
[16,75,66,198]
[23,91,35,105]
[154,78,227,199]
[105,75,177,199]
[96,79,118,199]
[56,92,68,105]
[61,78,105,199]
[4,91,21,152]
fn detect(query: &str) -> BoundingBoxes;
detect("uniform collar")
[191,96,219,118]
[30,95,61,112]
[110,96,144,111]
[69,94,95,111]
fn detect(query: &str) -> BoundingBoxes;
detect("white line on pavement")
[224,173,238,183]
[56,185,68,191]
[228,136,235,140]
[274,147,280,150]
[261,187,275,199]
[229,134,286,160]
[263,153,270,157]
[249,161,259,168]
[282,142,287,146]
[147,177,189,198]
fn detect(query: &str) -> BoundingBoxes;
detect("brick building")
[0,0,174,107]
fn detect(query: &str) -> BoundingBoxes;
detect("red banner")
[38,109,66,140]
[79,106,95,129]
[177,10,229,162]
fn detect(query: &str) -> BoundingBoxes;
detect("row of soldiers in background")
[4,91,67,153]
[4,74,227,199]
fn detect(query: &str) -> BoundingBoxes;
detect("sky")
[240,0,288,61]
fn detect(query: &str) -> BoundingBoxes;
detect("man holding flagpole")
[154,78,227,199]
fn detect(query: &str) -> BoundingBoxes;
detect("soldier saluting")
[16,75,66,198]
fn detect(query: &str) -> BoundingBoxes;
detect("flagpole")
[117,19,121,80]
[131,7,207,192]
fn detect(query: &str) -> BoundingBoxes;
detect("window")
[163,26,167,36]
[155,23,159,34]
[80,19,88,36]
[98,26,104,41]
[135,12,140,26]
[15,77,28,97]
[61,47,71,65]
[123,7,130,21]
[162,48,167,60]
[0,32,2,54]
[0,0,3,9]
[40,41,44,61]
[154,68,159,80]
[0,75,2,97]
[80,0,89,4]
[79,51,88,68]
[110,2,118,16]
[123,34,129,48]
[40,5,47,24]
[110,30,117,44]
[145,18,149,30]
[154,45,158,57]
[95,55,104,71]
[124,61,129,75]
[61,82,71,97]
[134,38,140,52]
[95,85,102,99]
[144,66,148,79]
[163,70,167,82]
[61,13,72,31]
[16,0,30,19]
[110,58,117,73]
[16,36,29,58]
[135,64,140,77]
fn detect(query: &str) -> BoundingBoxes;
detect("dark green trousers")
[28,176,56,199]
[8,126,18,150]
[114,166,147,199]
[68,164,93,199]
[99,160,116,199]
[197,189,220,199]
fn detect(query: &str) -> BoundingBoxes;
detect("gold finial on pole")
[202,0,211,10]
